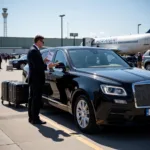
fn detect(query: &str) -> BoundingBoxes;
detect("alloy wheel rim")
[76,99,90,129]
[146,64,150,70]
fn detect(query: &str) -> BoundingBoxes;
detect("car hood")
[76,67,150,83]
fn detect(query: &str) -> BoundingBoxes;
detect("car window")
[42,51,49,59]
[106,54,115,62]
[105,53,125,65]
[68,48,129,68]
[54,50,67,66]
[144,50,150,56]
[41,50,55,61]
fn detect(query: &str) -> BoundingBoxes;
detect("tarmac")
[0,61,103,150]
[0,60,150,150]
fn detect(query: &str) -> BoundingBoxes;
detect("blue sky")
[0,0,150,38]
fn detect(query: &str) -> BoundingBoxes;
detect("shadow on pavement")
[2,103,27,112]
[41,105,150,150]
[34,124,70,142]
[2,101,150,149]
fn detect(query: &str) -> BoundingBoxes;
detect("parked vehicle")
[122,55,137,67]
[23,46,150,133]
[9,55,27,69]
[142,50,150,70]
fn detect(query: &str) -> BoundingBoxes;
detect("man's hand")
[48,62,59,68]
[44,57,49,63]
[55,62,60,66]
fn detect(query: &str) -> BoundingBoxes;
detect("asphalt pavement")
[0,60,150,150]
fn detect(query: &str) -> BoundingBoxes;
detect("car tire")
[145,63,150,70]
[74,95,97,134]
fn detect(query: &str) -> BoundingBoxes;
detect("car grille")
[134,84,150,108]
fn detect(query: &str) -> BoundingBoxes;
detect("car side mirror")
[55,62,66,72]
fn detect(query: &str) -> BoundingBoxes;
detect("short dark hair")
[34,35,44,43]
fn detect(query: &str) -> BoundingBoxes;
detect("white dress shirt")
[33,44,39,50]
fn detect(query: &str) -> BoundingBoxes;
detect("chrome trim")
[42,96,67,107]
[132,80,150,108]
[100,84,127,96]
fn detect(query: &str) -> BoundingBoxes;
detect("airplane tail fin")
[146,29,150,33]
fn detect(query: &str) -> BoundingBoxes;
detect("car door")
[41,49,57,96]
[49,49,69,104]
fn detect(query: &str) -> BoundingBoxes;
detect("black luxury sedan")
[9,55,27,69]
[22,46,150,133]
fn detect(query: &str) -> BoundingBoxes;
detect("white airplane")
[81,29,150,55]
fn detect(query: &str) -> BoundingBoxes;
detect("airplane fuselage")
[94,34,150,54]
[83,33,150,55]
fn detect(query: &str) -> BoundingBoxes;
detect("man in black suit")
[27,35,47,124]
[27,35,59,124]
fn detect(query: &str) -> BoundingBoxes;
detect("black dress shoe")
[28,118,32,123]
[32,120,46,125]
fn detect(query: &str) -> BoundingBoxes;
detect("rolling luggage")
[1,80,17,105]
[6,65,13,71]
[1,80,10,105]
[8,81,29,108]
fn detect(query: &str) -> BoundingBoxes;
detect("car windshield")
[68,48,130,68]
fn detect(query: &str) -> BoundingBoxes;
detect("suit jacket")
[27,45,47,85]
[0,55,2,63]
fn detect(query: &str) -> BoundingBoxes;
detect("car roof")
[39,46,113,54]
[40,47,55,53]
[55,46,113,51]
[40,46,120,58]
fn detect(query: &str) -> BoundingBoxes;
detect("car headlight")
[100,85,127,96]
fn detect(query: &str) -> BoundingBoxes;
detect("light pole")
[59,14,65,46]
[67,22,69,38]
[70,33,78,46]
[138,24,141,34]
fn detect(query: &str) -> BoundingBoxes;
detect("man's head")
[34,35,44,48]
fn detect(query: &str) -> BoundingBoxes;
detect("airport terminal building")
[0,37,82,54]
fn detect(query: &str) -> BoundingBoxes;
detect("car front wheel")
[145,63,150,70]
[74,95,97,133]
